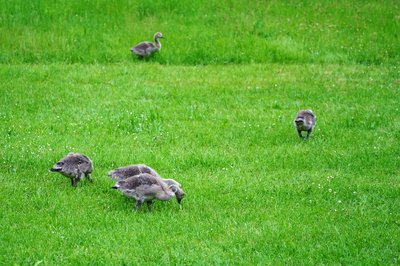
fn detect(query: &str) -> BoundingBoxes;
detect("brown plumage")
[130,32,164,58]
[294,110,316,139]
[50,152,93,187]
[112,173,185,212]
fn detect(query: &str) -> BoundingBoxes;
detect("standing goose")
[50,152,93,187]
[112,173,185,212]
[294,109,316,139]
[108,164,182,188]
[130,32,164,58]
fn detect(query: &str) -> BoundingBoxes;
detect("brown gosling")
[112,173,185,212]
[294,109,316,139]
[108,164,182,188]
[130,32,164,58]
[50,152,93,187]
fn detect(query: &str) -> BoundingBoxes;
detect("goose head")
[294,117,304,126]
[169,185,185,204]
[154,32,164,40]
[50,161,64,172]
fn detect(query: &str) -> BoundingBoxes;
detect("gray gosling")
[108,164,182,188]
[50,152,93,187]
[112,173,185,212]
[294,109,316,139]
[130,32,164,58]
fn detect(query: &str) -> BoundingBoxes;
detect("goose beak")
[177,197,182,204]
[50,166,62,172]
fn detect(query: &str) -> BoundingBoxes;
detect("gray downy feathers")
[50,152,93,187]
[130,32,164,58]
[112,173,185,212]
[108,164,182,188]
[294,109,316,139]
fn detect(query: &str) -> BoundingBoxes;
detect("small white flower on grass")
[326,176,334,181]
[328,188,332,192]
[338,200,342,204]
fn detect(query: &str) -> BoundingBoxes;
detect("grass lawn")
[1,63,399,265]
[0,0,399,265]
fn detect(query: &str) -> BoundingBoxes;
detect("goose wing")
[131,42,158,56]
[108,165,141,180]
[119,173,160,189]
[108,164,160,180]
[64,153,88,166]
[138,164,160,177]
[304,110,315,117]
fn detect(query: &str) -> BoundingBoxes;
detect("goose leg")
[297,130,303,138]
[135,199,144,212]
[72,170,84,187]
[306,130,312,139]
[71,177,76,187]
[86,173,93,183]
[146,201,153,212]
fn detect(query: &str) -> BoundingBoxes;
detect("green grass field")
[1,0,399,265]
[1,0,399,65]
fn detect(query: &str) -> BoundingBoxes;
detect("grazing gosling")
[108,164,182,188]
[130,32,164,58]
[294,109,316,139]
[50,152,93,187]
[112,173,185,212]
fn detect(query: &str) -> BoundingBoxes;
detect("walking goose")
[130,32,164,58]
[294,110,316,139]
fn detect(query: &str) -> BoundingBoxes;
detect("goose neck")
[154,38,161,49]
